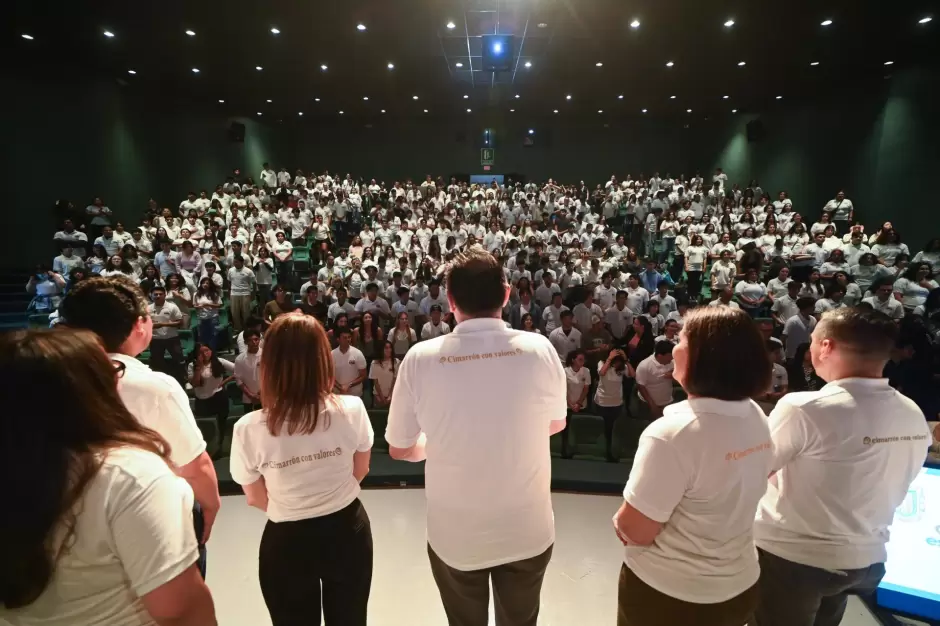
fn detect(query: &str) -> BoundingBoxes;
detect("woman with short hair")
[0,329,216,625]
[230,314,374,626]
[613,307,773,626]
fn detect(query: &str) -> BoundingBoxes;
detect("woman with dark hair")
[684,234,708,299]
[595,348,628,462]
[351,311,384,370]
[0,329,216,624]
[623,316,656,414]
[521,312,542,334]
[613,307,773,626]
[786,341,824,392]
[121,243,144,277]
[327,312,351,349]
[229,314,373,626]
[871,229,909,267]
[798,270,825,300]
[100,254,138,282]
[263,284,295,329]
[735,268,769,317]
[194,276,222,349]
[912,238,940,269]
[833,271,862,306]
[165,272,193,330]
[894,262,938,313]
[86,243,108,275]
[850,252,889,294]
[369,340,399,408]
[389,311,418,358]
[188,342,234,446]
[562,349,591,459]
[138,263,162,295]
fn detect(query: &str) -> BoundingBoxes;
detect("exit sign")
[481,148,495,166]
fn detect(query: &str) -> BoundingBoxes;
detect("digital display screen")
[470,175,503,185]
[876,465,940,620]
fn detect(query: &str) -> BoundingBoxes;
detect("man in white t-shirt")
[782,297,818,360]
[233,328,262,411]
[549,310,582,362]
[58,276,221,576]
[386,248,566,624]
[420,304,451,340]
[227,255,256,333]
[753,308,930,626]
[708,286,741,310]
[354,282,391,324]
[634,342,675,418]
[331,328,367,396]
[861,280,905,320]
[147,285,185,384]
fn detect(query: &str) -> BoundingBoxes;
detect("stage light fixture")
[128,70,136,75]
[387,62,395,69]
[22,33,34,40]
[103,30,115,38]
[630,19,641,29]
[357,24,367,31]
[270,27,280,35]
[666,61,674,67]
[320,64,328,71]
[919,16,933,24]
[185,29,195,36]
[524,61,532,68]
[724,19,735,27]
[528,129,535,135]
[191,68,200,73]
[821,19,833,26]
[456,62,464,67]
[446,21,456,29]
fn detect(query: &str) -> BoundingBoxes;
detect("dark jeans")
[618,563,757,626]
[194,392,229,443]
[193,503,207,579]
[595,404,622,459]
[428,543,553,626]
[687,270,703,298]
[149,336,186,384]
[197,317,218,350]
[752,548,886,626]
[259,499,373,626]
[669,253,685,282]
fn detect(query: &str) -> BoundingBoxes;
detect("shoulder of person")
[98,446,183,495]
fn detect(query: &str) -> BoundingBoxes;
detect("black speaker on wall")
[228,122,246,143]
[746,119,765,143]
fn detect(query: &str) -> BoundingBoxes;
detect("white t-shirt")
[187,358,234,400]
[229,396,374,523]
[0,448,198,626]
[708,299,740,310]
[623,398,772,603]
[755,378,930,570]
[148,301,182,340]
[564,365,591,403]
[548,326,582,361]
[386,318,566,571]
[332,346,367,396]
[112,354,206,467]
[634,355,675,406]
[421,321,452,340]
[594,361,625,407]
[233,350,262,403]
[369,359,399,394]
[782,314,816,359]
[227,266,256,296]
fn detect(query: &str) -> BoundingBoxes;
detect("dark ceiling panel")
[11,0,940,120]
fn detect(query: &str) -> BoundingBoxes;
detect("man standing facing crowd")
[387,248,567,626]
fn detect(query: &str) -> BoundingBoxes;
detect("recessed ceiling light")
[665,61,674,67]
[670,95,676,99]
[528,129,535,134]
[320,64,328,71]
[266,99,273,103]
[356,23,366,31]
[185,29,195,36]
[257,112,262,116]
[595,62,603,67]
[884,60,894,66]
[381,109,386,113]
[538,22,548,28]
[514,94,520,99]
[21,33,34,40]
[270,27,280,35]
[127,69,136,75]
[339,110,344,114]
[810,61,820,66]
[553,109,559,113]
[510,108,515,112]
[687,108,692,113]
[566,94,572,100]
[218,99,225,103]
[722,95,730,99]
[630,19,641,29]
[919,16,933,24]
[466,108,471,113]
[298,112,303,116]
[463,94,469,99]
[314,98,321,102]
[821,19,833,26]
[618,94,624,99]
[363,96,369,101]
[387,62,395,69]
[641,108,648,113]
[776,96,783,100]
[256,66,263,71]
[732,109,738,113]
[191,68,200,73]
[412,95,419,100]
[724,19,735,27]
[446,21,456,29]
[524,61,532,68]
[738,61,746,66]
[103,30,115,38]
[423,109,428,113]
[598,109,603,114]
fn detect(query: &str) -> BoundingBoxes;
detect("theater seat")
[368,409,389,451]
[195,418,219,457]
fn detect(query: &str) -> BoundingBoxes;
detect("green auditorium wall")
[7,68,938,268]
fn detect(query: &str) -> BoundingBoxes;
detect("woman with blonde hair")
[230,313,374,626]
[0,329,215,625]
[613,307,773,626]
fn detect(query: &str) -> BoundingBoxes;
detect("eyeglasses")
[112,359,127,379]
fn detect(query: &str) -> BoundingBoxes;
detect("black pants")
[595,404,621,459]
[194,392,229,443]
[669,253,685,283]
[560,408,582,457]
[428,543,553,626]
[686,270,703,298]
[752,548,885,626]
[260,499,373,626]
[149,336,186,385]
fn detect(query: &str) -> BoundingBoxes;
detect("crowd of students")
[39,166,940,427]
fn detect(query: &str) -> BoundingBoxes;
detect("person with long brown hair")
[0,329,216,625]
[229,313,374,626]
[613,307,773,626]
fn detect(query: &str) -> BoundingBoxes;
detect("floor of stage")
[205,490,897,626]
